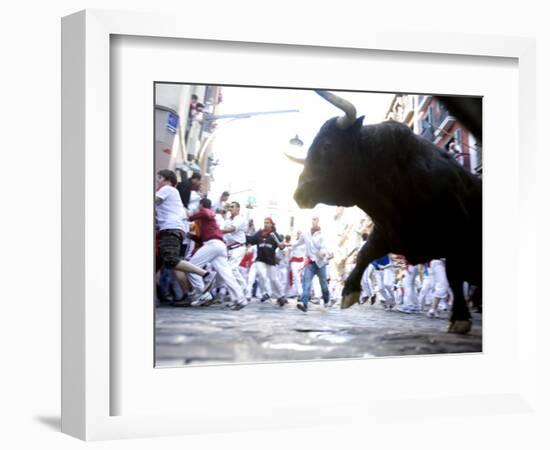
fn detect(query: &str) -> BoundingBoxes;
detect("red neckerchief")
[311,226,321,234]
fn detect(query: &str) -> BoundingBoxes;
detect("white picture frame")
[61,9,537,441]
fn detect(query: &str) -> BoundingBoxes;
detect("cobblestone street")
[155,298,482,367]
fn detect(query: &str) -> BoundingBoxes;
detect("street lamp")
[289,134,304,147]
[284,134,306,165]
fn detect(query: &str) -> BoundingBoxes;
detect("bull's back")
[359,122,481,264]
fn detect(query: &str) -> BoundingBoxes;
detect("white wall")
[1,1,548,449]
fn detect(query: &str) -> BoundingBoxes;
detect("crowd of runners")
[156,168,479,317]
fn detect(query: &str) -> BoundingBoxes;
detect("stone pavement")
[155,298,482,367]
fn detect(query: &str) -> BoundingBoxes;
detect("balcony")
[434,109,455,138]
[435,107,449,125]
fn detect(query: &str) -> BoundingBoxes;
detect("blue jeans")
[159,267,184,301]
[300,262,330,306]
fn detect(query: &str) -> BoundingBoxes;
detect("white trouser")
[278,265,290,296]
[430,259,449,299]
[214,272,226,290]
[255,261,284,298]
[245,262,260,298]
[374,268,395,305]
[227,245,247,291]
[239,266,249,287]
[402,265,420,309]
[289,261,304,296]
[360,264,374,298]
[187,239,244,302]
[383,267,395,293]
[418,275,434,306]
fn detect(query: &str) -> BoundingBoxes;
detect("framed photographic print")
[152,82,483,369]
[62,9,537,441]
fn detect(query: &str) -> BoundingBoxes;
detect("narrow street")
[155,299,482,367]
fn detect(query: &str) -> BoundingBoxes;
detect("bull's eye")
[308,137,333,166]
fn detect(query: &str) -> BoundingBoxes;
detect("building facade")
[414,95,482,175]
[385,94,482,175]
[155,84,223,192]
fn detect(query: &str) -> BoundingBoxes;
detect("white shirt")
[290,242,306,259]
[276,246,291,267]
[155,185,186,232]
[187,190,201,215]
[223,214,247,245]
[295,230,329,268]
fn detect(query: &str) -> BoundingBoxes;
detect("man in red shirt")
[187,198,247,310]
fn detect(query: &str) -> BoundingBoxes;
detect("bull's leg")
[446,259,472,334]
[341,227,388,309]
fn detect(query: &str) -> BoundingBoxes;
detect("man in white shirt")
[222,201,247,291]
[294,217,332,312]
[155,170,212,297]
[183,172,203,258]
[185,173,203,216]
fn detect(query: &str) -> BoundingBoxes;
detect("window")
[454,128,463,145]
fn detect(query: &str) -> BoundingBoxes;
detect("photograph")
[153,83,483,367]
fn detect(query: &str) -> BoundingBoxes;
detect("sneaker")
[261,293,270,303]
[277,297,288,307]
[199,300,216,307]
[296,302,307,313]
[427,308,439,318]
[191,292,214,307]
[229,299,247,311]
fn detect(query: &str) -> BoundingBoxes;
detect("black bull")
[290,91,481,334]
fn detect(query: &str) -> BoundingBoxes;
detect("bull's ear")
[352,116,365,131]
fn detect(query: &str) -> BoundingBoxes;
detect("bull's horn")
[315,90,357,130]
[283,152,305,165]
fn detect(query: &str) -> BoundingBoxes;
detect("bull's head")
[290,90,364,208]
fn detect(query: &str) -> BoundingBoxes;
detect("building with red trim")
[385,94,482,175]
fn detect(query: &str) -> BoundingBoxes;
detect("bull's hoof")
[447,320,472,334]
[341,292,360,309]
